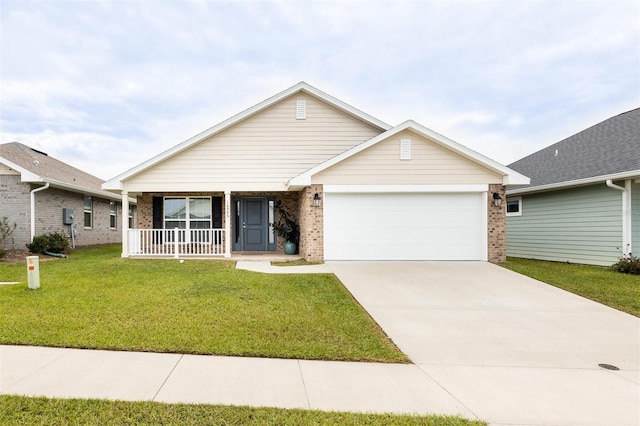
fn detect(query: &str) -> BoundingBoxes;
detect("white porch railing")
[128,228,226,257]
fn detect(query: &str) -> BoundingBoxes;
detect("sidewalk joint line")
[297,360,311,409]
[414,363,481,421]
[153,354,183,401]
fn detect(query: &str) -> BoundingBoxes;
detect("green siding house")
[506,109,640,266]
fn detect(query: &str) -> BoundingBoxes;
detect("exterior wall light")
[313,192,321,207]
[492,192,503,207]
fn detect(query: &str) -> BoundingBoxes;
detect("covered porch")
[119,188,321,259]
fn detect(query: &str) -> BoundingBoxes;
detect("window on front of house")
[506,197,522,216]
[83,196,93,228]
[164,197,211,230]
[109,201,117,229]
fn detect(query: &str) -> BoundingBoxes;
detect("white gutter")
[30,183,50,242]
[508,170,640,196]
[606,179,625,192]
[606,179,632,255]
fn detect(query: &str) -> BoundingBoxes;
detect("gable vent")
[400,139,411,160]
[296,100,306,120]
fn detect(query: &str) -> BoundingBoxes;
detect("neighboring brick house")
[0,142,136,251]
[104,82,528,262]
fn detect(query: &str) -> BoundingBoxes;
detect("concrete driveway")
[328,261,640,426]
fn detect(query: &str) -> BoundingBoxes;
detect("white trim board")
[323,184,489,193]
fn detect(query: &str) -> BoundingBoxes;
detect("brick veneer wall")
[0,175,30,249]
[487,184,507,263]
[0,175,122,249]
[298,184,323,261]
[36,188,121,247]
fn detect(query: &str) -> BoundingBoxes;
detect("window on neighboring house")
[109,201,117,229]
[506,197,522,217]
[129,206,134,229]
[83,196,93,228]
[164,197,212,240]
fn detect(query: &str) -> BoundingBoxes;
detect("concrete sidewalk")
[1,261,639,426]
[0,345,474,418]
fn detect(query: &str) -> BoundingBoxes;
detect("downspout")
[606,179,631,255]
[30,183,50,242]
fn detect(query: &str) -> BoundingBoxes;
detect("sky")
[1,0,638,181]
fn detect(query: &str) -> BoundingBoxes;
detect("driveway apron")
[327,261,640,426]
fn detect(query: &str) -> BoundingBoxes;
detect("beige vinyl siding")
[125,94,382,192]
[507,184,623,266]
[312,130,502,185]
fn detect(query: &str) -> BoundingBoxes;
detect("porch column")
[121,191,129,258]
[224,190,231,258]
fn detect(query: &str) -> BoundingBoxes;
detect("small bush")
[0,216,17,258]
[26,232,69,254]
[46,232,69,253]
[611,253,640,275]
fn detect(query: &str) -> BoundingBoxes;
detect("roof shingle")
[508,108,640,189]
[0,142,104,190]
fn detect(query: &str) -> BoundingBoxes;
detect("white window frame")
[163,196,212,231]
[109,201,117,229]
[128,206,134,229]
[506,197,522,217]
[83,196,93,228]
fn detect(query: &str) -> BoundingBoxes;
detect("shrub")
[611,253,640,275]
[26,232,69,254]
[271,200,299,244]
[46,232,69,253]
[0,216,17,258]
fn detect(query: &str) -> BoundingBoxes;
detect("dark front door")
[232,196,277,252]
[242,197,268,251]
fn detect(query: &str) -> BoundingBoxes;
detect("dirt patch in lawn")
[0,250,62,264]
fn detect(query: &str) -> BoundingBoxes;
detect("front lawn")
[0,245,406,362]
[500,257,640,317]
[0,396,484,426]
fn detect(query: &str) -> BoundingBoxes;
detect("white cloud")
[1,0,638,178]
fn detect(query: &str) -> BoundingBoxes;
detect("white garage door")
[324,192,485,261]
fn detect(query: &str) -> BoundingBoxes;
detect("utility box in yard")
[27,256,40,289]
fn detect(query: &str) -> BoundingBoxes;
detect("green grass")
[500,257,640,317]
[0,395,485,425]
[0,245,406,362]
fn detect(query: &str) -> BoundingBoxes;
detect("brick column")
[487,184,506,263]
[298,184,324,261]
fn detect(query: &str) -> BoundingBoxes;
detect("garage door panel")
[324,193,484,260]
